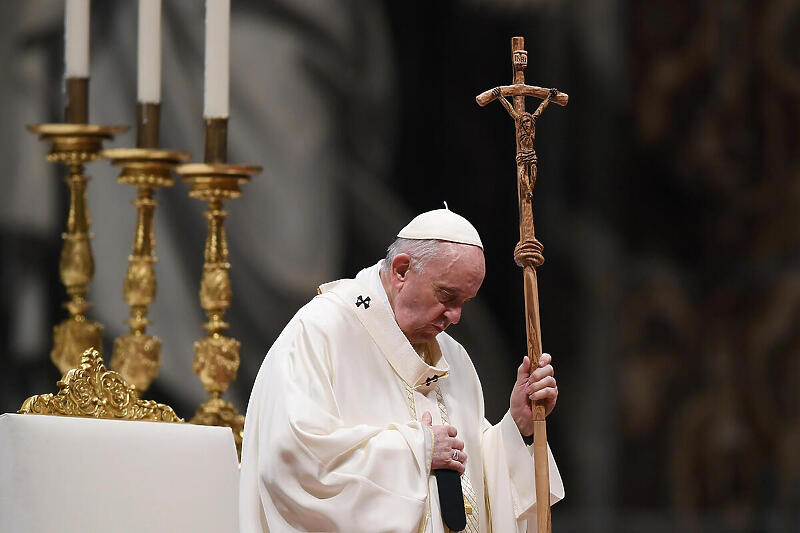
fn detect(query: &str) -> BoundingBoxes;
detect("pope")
[239,208,564,532]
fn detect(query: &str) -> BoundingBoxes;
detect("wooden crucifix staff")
[476,36,568,533]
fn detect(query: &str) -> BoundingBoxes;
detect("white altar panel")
[0,413,239,533]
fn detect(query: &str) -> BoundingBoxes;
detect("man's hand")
[421,411,467,474]
[510,353,558,437]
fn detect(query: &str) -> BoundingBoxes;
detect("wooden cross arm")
[476,84,569,107]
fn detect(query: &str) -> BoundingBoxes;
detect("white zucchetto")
[397,207,483,249]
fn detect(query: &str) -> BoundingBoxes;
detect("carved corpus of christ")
[495,87,558,200]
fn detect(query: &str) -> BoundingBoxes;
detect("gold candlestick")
[28,79,128,374]
[103,103,190,393]
[175,118,261,454]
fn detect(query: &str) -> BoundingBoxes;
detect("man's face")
[387,243,485,344]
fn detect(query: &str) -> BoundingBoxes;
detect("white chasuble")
[239,262,564,533]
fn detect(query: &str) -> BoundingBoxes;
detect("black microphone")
[434,468,466,531]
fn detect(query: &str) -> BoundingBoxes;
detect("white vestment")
[239,261,564,532]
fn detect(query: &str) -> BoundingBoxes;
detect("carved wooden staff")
[476,36,568,533]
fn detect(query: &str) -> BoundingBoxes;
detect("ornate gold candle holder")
[103,146,189,393]
[176,119,261,453]
[27,121,128,374]
[102,103,190,394]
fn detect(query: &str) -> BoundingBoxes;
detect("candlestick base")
[52,316,104,375]
[111,332,161,394]
[191,395,245,454]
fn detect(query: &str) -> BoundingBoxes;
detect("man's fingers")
[446,425,458,437]
[421,411,433,426]
[538,353,552,367]
[529,386,558,402]
[433,438,467,473]
[529,364,554,383]
[450,448,468,465]
[516,356,531,381]
[449,456,466,474]
[526,376,556,394]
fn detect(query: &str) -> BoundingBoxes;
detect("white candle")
[64,0,90,78]
[137,0,162,103]
[204,0,230,118]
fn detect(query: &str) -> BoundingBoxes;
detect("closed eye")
[435,288,457,304]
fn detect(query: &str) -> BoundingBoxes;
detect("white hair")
[381,238,448,274]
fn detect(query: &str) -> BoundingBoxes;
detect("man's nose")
[444,307,462,325]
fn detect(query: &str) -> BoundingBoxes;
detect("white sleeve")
[481,411,565,532]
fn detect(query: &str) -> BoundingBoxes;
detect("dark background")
[1,1,798,531]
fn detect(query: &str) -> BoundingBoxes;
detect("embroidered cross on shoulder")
[355,295,371,309]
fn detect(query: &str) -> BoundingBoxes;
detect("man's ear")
[392,253,412,282]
